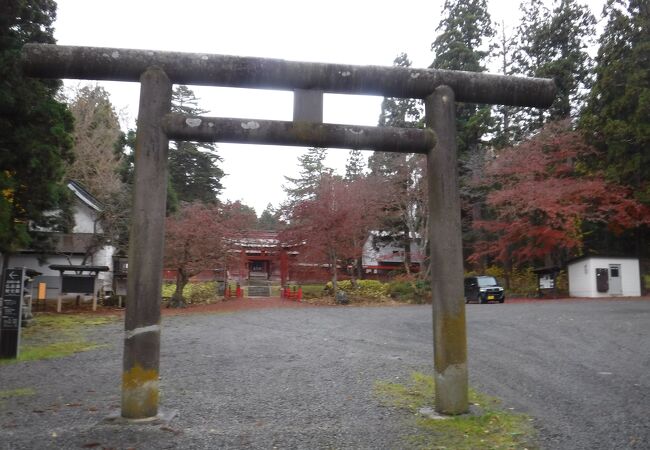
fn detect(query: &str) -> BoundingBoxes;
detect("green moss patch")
[0,388,36,408]
[375,372,537,449]
[0,388,35,399]
[1,313,117,365]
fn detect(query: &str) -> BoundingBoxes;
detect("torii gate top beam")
[22,44,555,107]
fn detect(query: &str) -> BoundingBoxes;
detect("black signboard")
[61,275,95,294]
[1,268,24,358]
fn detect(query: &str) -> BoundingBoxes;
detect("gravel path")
[465,299,650,450]
[1,299,649,449]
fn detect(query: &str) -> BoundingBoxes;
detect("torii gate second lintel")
[21,44,555,420]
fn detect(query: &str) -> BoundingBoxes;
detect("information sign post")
[1,268,25,359]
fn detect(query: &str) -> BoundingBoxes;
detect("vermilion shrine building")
[228,231,292,283]
[163,230,424,284]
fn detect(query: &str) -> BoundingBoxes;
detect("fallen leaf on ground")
[160,426,182,436]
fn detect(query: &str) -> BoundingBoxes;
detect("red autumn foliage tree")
[164,201,255,307]
[470,120,650,267]
[281,175,386,295]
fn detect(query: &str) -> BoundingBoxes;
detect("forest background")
[1,0,648,300]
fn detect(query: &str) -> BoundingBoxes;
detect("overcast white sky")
[53,0,605,214]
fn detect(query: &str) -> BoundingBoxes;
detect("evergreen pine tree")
[169,86,224,203]
[491,21,520,148]
[0,0,75,265]
[283,147,332,203]
[431,0,494,157]
[579,0,650,258]
[581,0,649,202]
[344,150,365,181]
[257,203,282,230]
[369,54,426,274]
[514,0,596,132]
[429,0,495,270]
[369,54,422,179]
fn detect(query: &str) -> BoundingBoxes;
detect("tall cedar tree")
[344,149,367,278]
[370,53,426,275]
[283,147,332,205]
[0,0,74,269]
[514,0,595,133]
[164,201,256,307]
[431,0,494,157]
[470,120,650,267]
[169,86,224,204]
[581,0,649,203]
[116,129,179,217]
[492,21,519,147]
[580,0,649,259]
[431,0,494,269]
[344,149,365,181]
[257,203,282,230]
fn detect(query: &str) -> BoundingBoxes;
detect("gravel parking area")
[1,298,649,449]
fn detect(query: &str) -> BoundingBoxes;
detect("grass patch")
[299,284,328,299]
[14,341,105,362]
[0,388,35,399]
[374,372,537,449]
[0,313,117,365]
[0,388,36,408]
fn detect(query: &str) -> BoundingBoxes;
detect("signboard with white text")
[1,268,24,358]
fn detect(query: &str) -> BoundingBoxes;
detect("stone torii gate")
[22,44,555,420]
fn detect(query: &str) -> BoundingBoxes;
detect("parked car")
[464,276,505,304]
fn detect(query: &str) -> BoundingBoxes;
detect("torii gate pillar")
[425,86,468,414]
[121,67,172,419]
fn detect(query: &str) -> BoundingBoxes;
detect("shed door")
[609,264,622,295]
[596,268,609,293]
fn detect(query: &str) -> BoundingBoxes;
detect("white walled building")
[568,256,641,298]
[2,181,115,297]
[362,232,425,275]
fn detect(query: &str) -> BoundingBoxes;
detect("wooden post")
[240,249,246,282]
[37,282,46,310]
[280,249,288,287]
[293,89,323,123]
[92,276,97,311]
[424,85,468,415]
[121,66,172,420]
[56,294,62,313]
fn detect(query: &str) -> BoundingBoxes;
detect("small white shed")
[567,256,641,298]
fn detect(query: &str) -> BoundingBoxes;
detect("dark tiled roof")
[53,233,97,254]
[67,180,102,211]
[20,233,97,255]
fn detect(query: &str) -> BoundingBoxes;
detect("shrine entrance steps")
[247,279,273,297]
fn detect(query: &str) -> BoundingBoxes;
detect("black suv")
[464,276,505,304]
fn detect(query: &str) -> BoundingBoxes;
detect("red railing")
[281,286,302,301]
